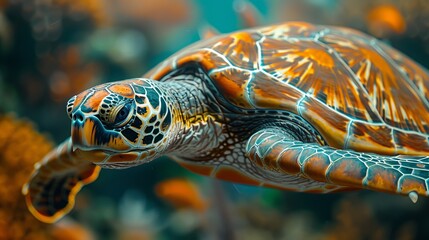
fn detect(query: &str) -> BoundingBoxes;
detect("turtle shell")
[145,22,429,156]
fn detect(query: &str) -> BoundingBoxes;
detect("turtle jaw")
[93,149,159,169]
[70,113,161,169]
[71,113,132,152]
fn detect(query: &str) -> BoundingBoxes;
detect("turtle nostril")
[72,111,85,122]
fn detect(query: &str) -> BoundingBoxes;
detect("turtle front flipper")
[22,138,101,223]
[246,128,429,199]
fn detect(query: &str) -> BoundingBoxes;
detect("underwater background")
[1,0,429,239]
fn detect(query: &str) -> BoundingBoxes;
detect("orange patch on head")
[83,89,109,111]
[73,89,90,108]
[108,84,134,97]
[215,166,261,186]
[178,161,214,176]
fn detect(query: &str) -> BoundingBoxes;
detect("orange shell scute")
[209,68,253,108]
[250,72,303,112]
[347,122,396,154]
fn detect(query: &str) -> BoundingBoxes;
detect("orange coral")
[155,178,207,212]
[366,4,406,38]
[0,115,54,239]
[0,115,95,240]
[337,0,429,41]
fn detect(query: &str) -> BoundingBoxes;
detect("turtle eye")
[114,103,132,125]
[102,100,134,128]
[66,96,76,119]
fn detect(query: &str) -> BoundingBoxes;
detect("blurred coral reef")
[339,0,429,41]
[325,197,387,240]
[0,115,53,240]
[366,4,406,38]
[0,115,95,240]
[155,178,208,212]
[105,0,193,27]
[0,0,195,145]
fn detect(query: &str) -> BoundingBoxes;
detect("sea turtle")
[23,22,429,223]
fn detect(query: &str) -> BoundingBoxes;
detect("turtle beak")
[71,110,86,147]
[71,111,131,151]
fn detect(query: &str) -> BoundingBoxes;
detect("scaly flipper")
[246,128,429,201]
[22,138,101,223]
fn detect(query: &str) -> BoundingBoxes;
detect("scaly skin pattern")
[24,22,429,223]
[247,129,429,196]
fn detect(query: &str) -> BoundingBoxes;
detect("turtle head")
[67,79,175,168]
